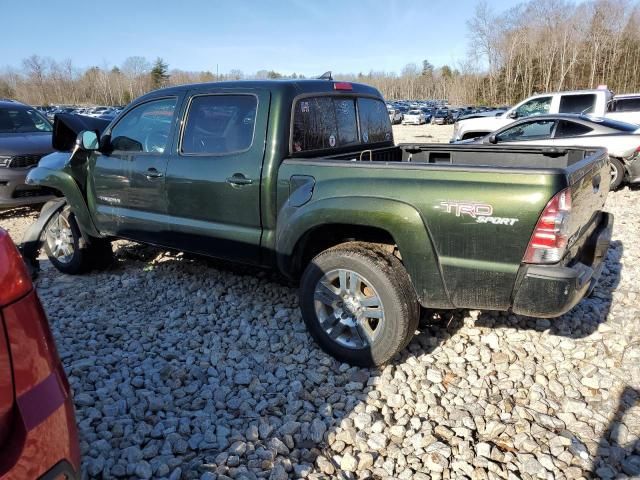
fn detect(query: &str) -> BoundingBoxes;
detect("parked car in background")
[607,94,640,124]
[24,79,612,367]
[46,107,76,122]
[451,109,464,122]
[388,108,403,125]
[433,109,453,125]
[85,106,112,117]
[402,109,426,125]
[452,88,640,141]
[0,228,80,479]
[420,107,433,123]
[459,114,640,189]
[0,100,56,208]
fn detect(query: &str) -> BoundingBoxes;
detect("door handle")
[226,174,253,186]
[145,168,164,179]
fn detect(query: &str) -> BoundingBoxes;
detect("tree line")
[1,0,639,107]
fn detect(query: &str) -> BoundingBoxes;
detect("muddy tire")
[43,206,112,274]
[299,242,419,366]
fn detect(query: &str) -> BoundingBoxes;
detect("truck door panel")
[165,90,270,263]
[89,97,179,244]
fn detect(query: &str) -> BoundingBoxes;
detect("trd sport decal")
[439,201,519,226]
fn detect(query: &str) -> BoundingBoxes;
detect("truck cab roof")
[137,79,383,103]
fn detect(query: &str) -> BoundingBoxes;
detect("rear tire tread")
[299,242,419,366]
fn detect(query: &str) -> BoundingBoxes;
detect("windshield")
[0,106,53,133]
[408,110,422,115]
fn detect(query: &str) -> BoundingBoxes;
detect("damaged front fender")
[25,166,100,239]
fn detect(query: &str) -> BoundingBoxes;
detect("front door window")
[515,97,552,118]
[496,120,556,142]
[110,98,177,153]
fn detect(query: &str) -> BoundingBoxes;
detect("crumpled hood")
[0,132,53,156]
[52,114,110,151]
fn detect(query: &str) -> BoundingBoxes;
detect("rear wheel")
[609,157,625,190]
[44,206,113,274]
[299,242,419,366]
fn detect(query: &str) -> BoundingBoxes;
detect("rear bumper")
[626,155,640,183]
[511,212,613,318]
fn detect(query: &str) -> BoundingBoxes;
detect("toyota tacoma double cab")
[23,79,613,366]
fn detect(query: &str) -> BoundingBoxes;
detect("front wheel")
[44,206,113,274]
[609,157,625,190]
[299,243,419,366]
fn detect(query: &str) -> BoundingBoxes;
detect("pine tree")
[150,58,169,89]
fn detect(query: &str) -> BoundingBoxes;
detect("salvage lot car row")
[1,79,639,478]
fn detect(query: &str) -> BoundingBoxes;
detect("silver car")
[462,114,640,190]
[0,100,56,208]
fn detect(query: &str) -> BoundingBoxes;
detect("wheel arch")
[275,196,454,309]
[26,167,100,238]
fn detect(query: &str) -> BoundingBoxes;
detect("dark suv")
[0,100,55,209]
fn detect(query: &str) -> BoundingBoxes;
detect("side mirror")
[508,110,518,119]
[76,130,99,151]
[488,134,498,144]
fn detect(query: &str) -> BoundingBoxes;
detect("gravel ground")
[1,132,639,479]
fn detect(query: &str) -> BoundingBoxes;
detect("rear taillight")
[523,188,572,264]
[0,229,32,307]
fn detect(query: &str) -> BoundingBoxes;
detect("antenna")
[317,71,333,81]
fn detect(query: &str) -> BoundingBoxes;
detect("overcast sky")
[3,0,520,75]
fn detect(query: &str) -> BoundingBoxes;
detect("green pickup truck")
[24,79,613,366]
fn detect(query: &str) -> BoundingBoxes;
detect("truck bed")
[321,143,597,170]
[279,144,610,311]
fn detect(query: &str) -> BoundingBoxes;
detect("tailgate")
[0,314,13,446]
[565,148,610,257]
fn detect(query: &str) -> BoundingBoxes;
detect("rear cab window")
[291,95,392,153]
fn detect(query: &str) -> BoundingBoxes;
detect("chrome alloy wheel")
[611,163,618,183]
[45,213,75,264]
[313,268,385,349]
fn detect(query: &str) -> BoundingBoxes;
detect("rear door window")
[613,97,640,112]
[292,96,391,152]
[181,94,257,155]
[554,121,593,138]
[559,94,597,114]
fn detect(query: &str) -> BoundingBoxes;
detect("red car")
[0,229,80,479]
